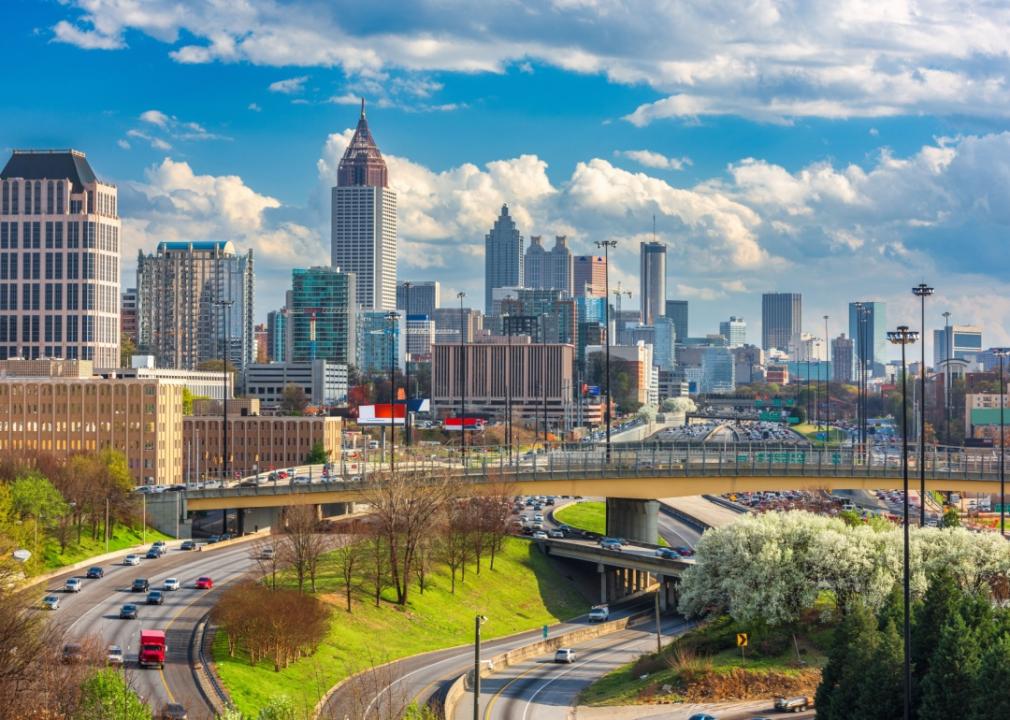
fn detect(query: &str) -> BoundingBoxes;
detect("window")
[86,191,94,214]
[32,223,40,249]
[84,222,95,248]
[54,222,63,249]
[10,182,17,215]
[45,222,53,248]
[54,316,62,341]
[8,222,15,250]
[46,182,54,214]
[67,283,78,310]
[67,253,78,279]
[69,199,81,214]
[66,316,78,342]
[45,254,53,280]
[32,253,40,280]
[67,222,78,249]
[0,224,7,249]
[33,182,41,215]
[56,183,64,215]
[44,284,53,310]
[53,284,61,310]
[54,255,62,280]
[1,182,7,215]
[24,182,32,215]
[31,284,39,311]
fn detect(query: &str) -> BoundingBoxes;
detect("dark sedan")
[146,590,164,605]
[85,566,104,579]
[119,603,138,619]
[131,578,149,592]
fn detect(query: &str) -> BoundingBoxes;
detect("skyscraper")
[331,100,397,310]
[396,280,440,318]
[121,288,138,344]
[719,316,747,347]
[266,308,287,362]
[289,267,356,365]
[761,293,802,352]
[665,300,688,344]
[933,324,983,366]
[137,241,254,371]
[639,241,667,325]
[526,235,573,296]
[484,204,523,314]
[0,149,121,366]
[573,255,606,298]
[358,309,405,374]
[832,333,854,382]
[848,301,887,376]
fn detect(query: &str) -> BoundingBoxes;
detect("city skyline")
[2,2,1008,362]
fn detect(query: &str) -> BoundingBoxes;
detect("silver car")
[107,644,124,666]
[123,554,141,566]
[554,648,576,664]
[65,578,83,593]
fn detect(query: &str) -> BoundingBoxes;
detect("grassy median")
[554,501,669,546]
[214,537,589,716]
[41,523,172,570]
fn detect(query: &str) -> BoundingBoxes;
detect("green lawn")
[793,423,847,445]
[40,523,172,571]
[554,501,668,546]
[215,537,590,716]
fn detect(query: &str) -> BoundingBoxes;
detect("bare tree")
[331,535,362,612]
[251,534,283,589]
[440,498,470,593]
[278,505,331,593]
[365,527,389,608]
[481,481,516,571]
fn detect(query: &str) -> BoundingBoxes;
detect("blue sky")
[3,0,1010,359]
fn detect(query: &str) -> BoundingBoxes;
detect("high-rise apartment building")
[288,267,356,365]
[639,242,666,326]
[832,333,854,382]
[121,288,138,343]
[573,255,606,298]
[396,280,440,317]
[0,150,121,366]
[848,301,887,376]
[358,309,405,374]
[137,241,254,372]
[331,101,396,310]
[525,235,573,296]
[719,316,746,347]
[654,316,677,371]
[934,324,983,367]
[253,323,268,363]
[665,300,688,345]
[266,308,287,362]
[405,314,436,361]
[484,205,523,315]
[433,307,483,344]
[761,293,802,352]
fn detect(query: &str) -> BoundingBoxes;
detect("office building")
[573,255,606,298]
[405,314,435,362]
[431,337,574,424]
[665,300,688,346]
[358,309,405,374]
[331,101,396,310]
[253,323,268,363]
[266,308,287,362]
[484,204,523,315]
[137,241,254,372]
[761,293,802,352]
[934,324,983,367]
[719,316,746,347]
[848,301,887,376]
[765,365,789,385]
[575,296,606,365]
[101,354,232,400]
[289,267,356,365]
[701,347,736,394]
[795,334,827,362]
[0,359,182,484]
[432,306,483,344]
[185,399,342,479]
[525,235,573,296]
[586,342,655,406]
[653,316,677,372]
[732,345,764,385]
[121,288,138,343]
[0,149,121,366]
[639,241,666,326]
[832,334,854,382]
[396,281,440,318]
[243,360,348,408]
[497,288,577,345]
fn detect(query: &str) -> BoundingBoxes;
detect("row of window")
[0,181,117,218]
[0,221,119,252]
[0,346,96,360]
[0,281,117,312]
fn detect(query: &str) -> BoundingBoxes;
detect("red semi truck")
[139,629,167,668]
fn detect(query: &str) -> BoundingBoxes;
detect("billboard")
[443,417,486,432]
[358,403,406,426]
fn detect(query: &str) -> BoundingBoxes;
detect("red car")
[195,576,213,590]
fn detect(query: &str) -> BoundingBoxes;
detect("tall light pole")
[211,298,235,489]
[473,614,488,720]
[540,313,549,447]
[458,291,467,463]
[402,281,412,448]
[912,283,933,525]
[594,239,617,462]
[503,313,513,462]
[887,324,918,720]
[823,315,830,444]
[942,310,952,441]
[996,348,1009,537]
[386,311,399,471]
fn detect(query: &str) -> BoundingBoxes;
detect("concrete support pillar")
[598,564,607,604]
[658,574,668,612]
[607,568,617,601]
[605,498,660,544]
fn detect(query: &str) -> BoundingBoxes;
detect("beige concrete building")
[184,398,342,480]
[0,149,121,366]
[431,336,575,424]
[0,359,183,485]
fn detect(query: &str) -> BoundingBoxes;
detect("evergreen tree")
[816,601,877,720]
[855,618,904,720]
[878,582,904,632]
[970,633,1010,719]
[919,613,981,720]
[911,569,959,712]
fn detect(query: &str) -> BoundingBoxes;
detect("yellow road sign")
[736,632,748,647]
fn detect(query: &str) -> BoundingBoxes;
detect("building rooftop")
[337,99,388,188]
[1,149,102,193]
[155,240,236,255]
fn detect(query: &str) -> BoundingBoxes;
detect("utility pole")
[211,298,235,483]
[595,240,618,463]
[473,615,487,720]
[823,315,830,443]
[912,283,934,526]
[458,292,467,464]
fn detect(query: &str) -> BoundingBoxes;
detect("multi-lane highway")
[41,540,258,720]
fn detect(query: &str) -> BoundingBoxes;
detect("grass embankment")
[580,614,830,706]
[215,537,589,716]
[41,523,172,571]
[554,501,669,546]
[792,423,848,445]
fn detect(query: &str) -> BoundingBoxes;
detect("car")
[163,577,181,591]
[533,514,544,522]
[531,530,549,540]
[119,603,138,619]
[86,566,105,579]
[219,533,232,541]
[195,576,214,590]
[180,540,196,551]
[599,539,623,551]
[123,554,141,566]
[588,605,609,622]
[557,524,573,536]
[688,715,717,720]
[238,479,258,487]
[545,497,556,506]
[259,547,275,560]
[146,590,164,605]
[292,475,311,485]
[674,546,695,557]
[65,577,83,593]
[61,642,84,664]
[42,594,60,610]
[159,703,189,720]
[145,548,163,560]
[554,648,576,663]
[205,535,221,544]
[153,541,167,549]
[655,547,682,560]
[107,644,124,666]
[548,529,564,538]
[131,578,150,592]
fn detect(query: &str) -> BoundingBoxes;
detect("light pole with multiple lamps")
[996,348,1009,537]
[594,239,617,462]
[540,313,549,447]
[458,291,467,463]
[887,324,918,720]
[473,614,488,720]
[823,315,830,442]
[502,313,513,462]
[386,310,399,471]
[210,298,235,483]
[401,281,412,448]
[942,310,952,440]
[912,283,934,526]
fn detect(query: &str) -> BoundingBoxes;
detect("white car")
[531,530,549,540]
[107,644,124,666]
[64,578,82,593]
[42,594,60,610]
[547,529,564,539]
[123,554,141,566]
[163,578,181,591]
[588,605,610,622]
[554,648,577,664]
[292,475,312,485]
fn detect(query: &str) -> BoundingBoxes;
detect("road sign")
[543,624,549,640]
[736,632,748,647]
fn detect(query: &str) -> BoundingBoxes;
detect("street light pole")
[823,315,830,444]
[541,314,548,447]
[473,615,487,720]
[402,282,412,448]
[386,311,399,472]
[912,283,934,526]
[458,291,467,463]
[888,325,918,720]
[942,310,952,441]
[212,298,235,483]
[594,239,617,463]
[997,349,1009,537]
[503,313,513,462]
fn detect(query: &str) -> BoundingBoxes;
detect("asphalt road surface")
[41,540,259,720]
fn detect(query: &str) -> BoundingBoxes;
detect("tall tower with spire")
[331,99,397,310]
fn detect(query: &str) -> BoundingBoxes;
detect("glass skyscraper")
[484,204,523,315]
[289,267,356,365]
[848,301,887,376]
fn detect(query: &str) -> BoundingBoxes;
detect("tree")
[854,618,903,720]
[119,335,137,368]
[279,384,309,416]
[278,505,331,593]
[941,507,960,528]
[305,441,330,465]
[971,633,1010,718]
[75,669,151,720]
[332,536,362,612]
[816,600,877,720]
[919,613,982,720]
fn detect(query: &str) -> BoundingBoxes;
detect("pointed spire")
[337,99,388,188]
[360,97,366,119]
